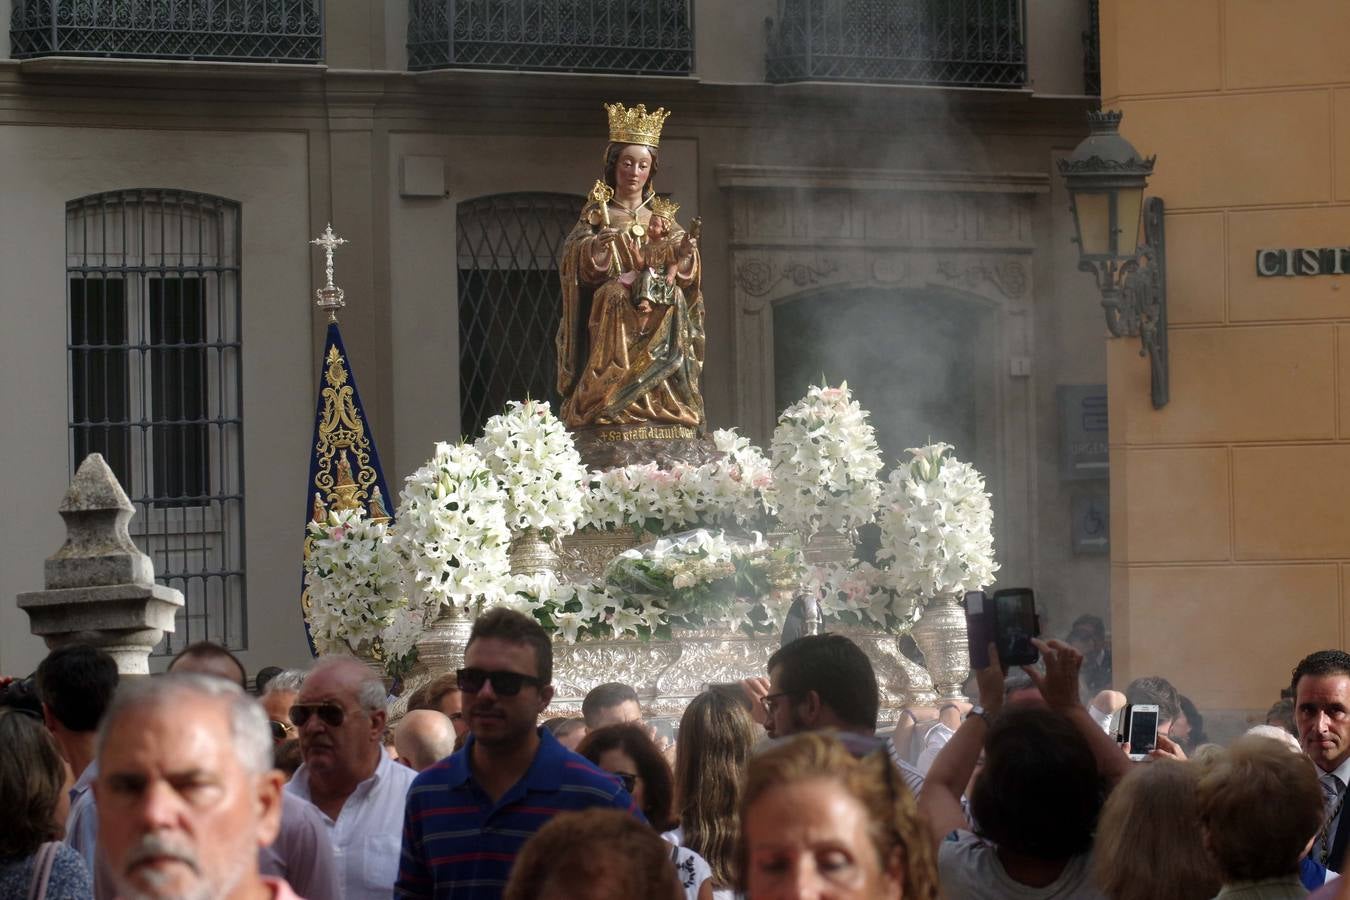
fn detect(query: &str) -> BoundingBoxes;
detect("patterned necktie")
[1319,774,1346,865]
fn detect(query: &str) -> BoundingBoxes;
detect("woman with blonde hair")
[739,731,938,899]
[1093,759,1220,900]
[672,690,758,897]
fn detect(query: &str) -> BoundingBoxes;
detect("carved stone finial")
[45,453,152,590]
[18,453,184,674]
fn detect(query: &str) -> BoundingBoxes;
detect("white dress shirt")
[286,751,417,900]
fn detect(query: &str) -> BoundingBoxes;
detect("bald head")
[394,709,458,771]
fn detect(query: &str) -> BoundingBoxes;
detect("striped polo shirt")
[395,726,642,899]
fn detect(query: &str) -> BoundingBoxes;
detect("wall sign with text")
[1256,247,1350,277]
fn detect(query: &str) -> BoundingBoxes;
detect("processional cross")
[311,224,348,322]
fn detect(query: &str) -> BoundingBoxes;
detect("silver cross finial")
[310,224,348,322]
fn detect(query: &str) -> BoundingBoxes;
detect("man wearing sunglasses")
[286,656,417,900]
[396,608,642,899]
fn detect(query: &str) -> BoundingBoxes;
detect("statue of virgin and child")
[556,102,718,470]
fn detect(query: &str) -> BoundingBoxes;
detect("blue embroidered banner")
[300,322,394,655]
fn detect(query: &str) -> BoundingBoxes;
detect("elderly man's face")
[294,664,385,785]
[95,698,282,900]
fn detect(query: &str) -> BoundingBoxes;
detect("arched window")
[66,190,245,654]
[456,192,582,439]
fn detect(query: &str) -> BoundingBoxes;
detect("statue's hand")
[596,226,621,246]
[677,233,697,261]
[628,241,646,270]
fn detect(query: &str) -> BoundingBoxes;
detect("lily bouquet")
[387,441,513,612]
[581,429,775,535]
[769,382,884,542]
[801,560,921,632]
[302,508,403,655]
[475,399,588,539]
[877,442,998,605]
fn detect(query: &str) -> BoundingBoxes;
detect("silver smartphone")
[1125,703,1160,761]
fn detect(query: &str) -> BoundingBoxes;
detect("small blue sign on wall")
[1058,384,1108,481]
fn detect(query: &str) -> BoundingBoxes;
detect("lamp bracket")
[1078,197,1169,409]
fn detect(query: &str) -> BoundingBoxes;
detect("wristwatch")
[965,705,990,724]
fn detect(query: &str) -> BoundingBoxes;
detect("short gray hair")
[98,674,273,774]
[263,669,307,695]
[308,656,387,713]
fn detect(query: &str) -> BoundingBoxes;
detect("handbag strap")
[27,841,59,900]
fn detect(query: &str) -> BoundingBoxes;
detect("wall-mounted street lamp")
[1058,110,1169,408]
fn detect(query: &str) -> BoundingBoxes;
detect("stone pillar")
[17,454,184,674]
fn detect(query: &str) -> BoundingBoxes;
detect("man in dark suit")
[1292,649,1350,871]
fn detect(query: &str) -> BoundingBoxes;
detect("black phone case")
[966,592,1040,670]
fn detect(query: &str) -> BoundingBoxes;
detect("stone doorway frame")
[717,164,1049,585]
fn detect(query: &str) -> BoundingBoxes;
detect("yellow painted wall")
[1103,0,1350,721]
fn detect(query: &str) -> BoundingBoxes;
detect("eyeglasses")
[761,692,795,715]
[456,668,546,697]
[611,771,639,794]
[269,720,296,741]
[289,703,350,728]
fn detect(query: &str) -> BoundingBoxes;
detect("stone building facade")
[0,0,1105,678]
[1103,0,1350,732]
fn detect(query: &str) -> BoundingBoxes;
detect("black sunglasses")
[611,771,638,793]
[269,720,296,742]
[456,668,546,696]
[289,703,349,728]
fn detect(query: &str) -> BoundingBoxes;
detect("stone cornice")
[715,164,1051,195]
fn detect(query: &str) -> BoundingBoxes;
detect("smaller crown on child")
[648,195,680,221]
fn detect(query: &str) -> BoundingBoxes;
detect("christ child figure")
[631,196,684,334]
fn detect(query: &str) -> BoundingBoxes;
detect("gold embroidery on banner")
[301,344,383,656]
[313,345,377,512]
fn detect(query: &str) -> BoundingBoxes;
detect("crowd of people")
[2,606,1349,900]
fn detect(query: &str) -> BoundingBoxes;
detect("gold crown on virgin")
[605,102,671,148]
[648,195,680,220]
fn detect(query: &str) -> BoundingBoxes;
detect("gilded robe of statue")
[556,203,705,431]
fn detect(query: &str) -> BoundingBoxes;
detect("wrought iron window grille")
[766,0,1028,89]
[457,193,583,440]
[10,0,324,63]
[67,189,246,655]
[408,0,693,75]
[1083,0,1101,96]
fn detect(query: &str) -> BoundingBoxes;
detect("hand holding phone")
[1022,639,1084,712]
[1123,704,1160,761]
[973,642,1007,715]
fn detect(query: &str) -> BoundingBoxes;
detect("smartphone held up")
[965,588,1040,670]
[1122,703,1160,760]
